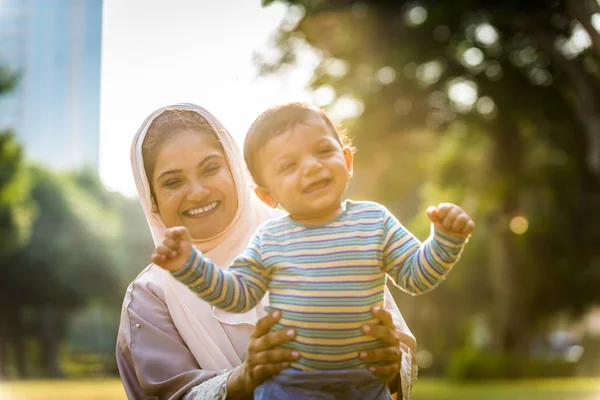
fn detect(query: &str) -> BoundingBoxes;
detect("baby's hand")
[151,226,194,273]
[427,203,474,239]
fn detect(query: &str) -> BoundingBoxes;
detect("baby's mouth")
[303,179,331,194]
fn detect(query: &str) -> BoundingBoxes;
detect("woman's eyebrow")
[156,169,181,181]
[156,154,223,182]
[196,154,222,169]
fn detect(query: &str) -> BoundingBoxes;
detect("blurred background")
[0,0,600,399]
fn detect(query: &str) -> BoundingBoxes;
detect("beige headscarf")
[131,103,282,371]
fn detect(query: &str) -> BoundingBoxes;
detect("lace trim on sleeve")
[183,369,232,400]
[400,349,418,400]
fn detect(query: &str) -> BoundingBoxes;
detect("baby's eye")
[318,147,334,154]
[280,162,296,173]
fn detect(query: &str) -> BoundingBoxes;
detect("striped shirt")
[173,200,467,371]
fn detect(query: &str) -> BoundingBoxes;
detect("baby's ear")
[343,147,354,177]
[254,187,278,208]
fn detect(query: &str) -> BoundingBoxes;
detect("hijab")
[130,103,282,371]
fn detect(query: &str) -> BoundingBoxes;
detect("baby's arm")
[154,226,270,313]
[381,203,473,295]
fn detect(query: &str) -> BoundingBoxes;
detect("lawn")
[0,377,598,399]
[0,379,126,400]
[411,378,600,400]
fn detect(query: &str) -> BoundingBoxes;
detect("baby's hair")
[142,109,221,192]
[243,102,354,185]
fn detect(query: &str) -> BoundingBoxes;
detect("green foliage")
[3,166,119,308]
[0,163,156,378]
[0,59,17,92]
[0,133,34,255]
[446,349,576,381]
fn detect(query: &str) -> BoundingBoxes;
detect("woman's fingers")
[368,362,400,379]
[371,306,395,330]
[359,346,401,362]
[362,323,398,347]
[250,362,291,383]
[250,348,299,366]
[249,311,295,353]
[249,328,296,352]
[244,310,299,388]
[251,312,281,339]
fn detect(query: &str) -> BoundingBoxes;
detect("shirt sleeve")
[116,271,232,400]
[380,207,468,295]
[171,229,271,313]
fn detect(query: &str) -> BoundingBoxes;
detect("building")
[0,0,102,170]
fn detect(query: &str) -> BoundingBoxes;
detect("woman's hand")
[360,306,415,392]
[227,311,299,398]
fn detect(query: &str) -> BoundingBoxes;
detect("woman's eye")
[162,179,181,188]
[204,164,221,175]
[318,147,333,154]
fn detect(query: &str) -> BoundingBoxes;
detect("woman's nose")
[187,180,210,201]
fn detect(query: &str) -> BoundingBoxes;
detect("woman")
[116,103,418,399]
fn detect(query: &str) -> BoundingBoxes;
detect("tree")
[258,0,600,361]
[0,61,34,377]
[1,167,121,377]
[0,62,32,256]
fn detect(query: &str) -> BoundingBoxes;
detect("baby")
[153,102,474,399]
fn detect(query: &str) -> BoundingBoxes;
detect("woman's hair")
[142,109,220,190]
[243,102,354,185]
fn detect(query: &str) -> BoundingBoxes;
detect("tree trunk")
[11,308,26,379]
[40,305,63,378]
[0,333,5,377]
[487,120,527,353]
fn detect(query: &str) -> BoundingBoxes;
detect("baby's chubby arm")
[153,226,270,313]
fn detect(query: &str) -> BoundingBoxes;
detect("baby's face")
[256,113,353,224]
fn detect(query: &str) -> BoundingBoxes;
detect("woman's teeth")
[186,201,218,216]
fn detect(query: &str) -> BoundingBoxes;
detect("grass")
[0,379,126,400]
[0,377,598,399]
[411,378,600,400]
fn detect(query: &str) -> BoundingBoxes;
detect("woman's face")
[151,129,238,240]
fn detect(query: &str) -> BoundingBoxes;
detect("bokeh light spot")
[509,216,529,235]
[376,66,396,85]
[406,6,427,26]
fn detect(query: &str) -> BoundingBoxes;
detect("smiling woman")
[143,110,239,239]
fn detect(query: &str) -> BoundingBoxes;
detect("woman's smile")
[182,201,220,217]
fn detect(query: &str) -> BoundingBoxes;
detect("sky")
[100,0,318,196]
